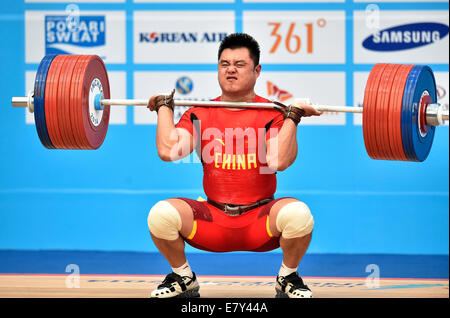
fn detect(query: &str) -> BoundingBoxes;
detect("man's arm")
[266,118,297,171]
[266,99,322,171]
[148,92,195,162]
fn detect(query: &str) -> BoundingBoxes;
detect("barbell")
[11,54,448,162]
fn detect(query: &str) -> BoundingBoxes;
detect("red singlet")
[174,95,287,252]
[176,95,285,205]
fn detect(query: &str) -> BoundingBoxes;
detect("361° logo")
[268,19,326,54]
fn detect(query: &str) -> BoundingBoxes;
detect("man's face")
[218,47,261,97]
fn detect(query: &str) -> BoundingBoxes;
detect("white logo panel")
[243,11,346,64]
[354,10,449,64]
[255,72,346,125]
[25,10,126,63]
[134,11,235,64]
[134,71,222,125]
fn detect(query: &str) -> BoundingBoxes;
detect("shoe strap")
[158,272,187,291]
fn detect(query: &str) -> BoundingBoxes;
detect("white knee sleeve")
[148,201,182,241]
[276,201,314,239]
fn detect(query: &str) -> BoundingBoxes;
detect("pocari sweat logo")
[45,15,106,55]
[362,22,449,51]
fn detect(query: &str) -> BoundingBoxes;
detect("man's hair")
[218,33,260,67]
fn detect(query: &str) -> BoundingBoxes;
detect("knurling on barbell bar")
[11,54,449,162]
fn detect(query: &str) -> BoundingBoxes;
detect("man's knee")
[148,200,182,241]
[276,201,314,239]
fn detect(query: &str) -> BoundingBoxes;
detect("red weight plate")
[74,55,110,149]
[374,64,392,160]
[363,63,387,159]
[44,56,57,147]
[362,65,378,158]
[377,64,401,160]
[370,63,389,160]
[364,63,383,159]
[45,55,66,149]
[71,56,91,149]
[57,55,79,149]
[77,55,110,149]
[55,55,71,149]
[68,55,85,149]
[389,65,414,161]
[382,63,401,160]
[63,55,82,149]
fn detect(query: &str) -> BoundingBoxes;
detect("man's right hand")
[147,89,176,113]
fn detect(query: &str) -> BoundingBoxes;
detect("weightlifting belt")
[207,197,274,216]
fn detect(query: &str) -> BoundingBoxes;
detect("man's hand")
[147,89,176,113]
[284,98,322,125]
[289,98,323,117]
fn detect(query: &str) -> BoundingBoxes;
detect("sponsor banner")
[244,0,343,2]
[352,71,448,126]
[25,10,126,63]
[26,0,124,2]
[243,11,346,64]
[354,0,447,2]
[134,0,233,2]
[255,72,346,125]
[134,11,234,64]
[25,71,127,125]
[133,72,222,124]
[354,10,449,64]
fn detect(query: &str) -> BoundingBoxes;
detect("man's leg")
[149,199,194,267]
[147,199,198,298]
[268,198,313,267]
[268,198,314,298]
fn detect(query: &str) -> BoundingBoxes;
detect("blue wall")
[0,0,448,255]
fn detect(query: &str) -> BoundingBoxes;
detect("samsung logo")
[363,22,449,51]
[139,32,227,43]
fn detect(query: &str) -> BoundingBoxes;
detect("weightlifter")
[146,33,322,298]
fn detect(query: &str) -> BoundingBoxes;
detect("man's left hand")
[289,98,323,117]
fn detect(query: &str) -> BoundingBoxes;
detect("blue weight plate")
[34,54,57,149]
[410,66,436,162]
[401,66,421,161]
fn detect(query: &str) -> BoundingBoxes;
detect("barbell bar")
[12,94,450,119]
[10,54,449,161]
[12,94,365,113]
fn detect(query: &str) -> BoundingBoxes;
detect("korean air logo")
[362,22,449,51]
[176,76,194,95]
[45,15,106,55]
[139,32,227,43]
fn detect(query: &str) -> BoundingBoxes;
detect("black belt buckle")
[223,204,242,216]
[208,197,274,216]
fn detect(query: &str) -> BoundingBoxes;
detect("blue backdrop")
[0,0,448,256]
